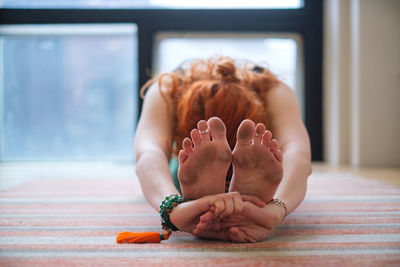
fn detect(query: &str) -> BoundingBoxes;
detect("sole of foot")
[178,117,232,200]
[229,119,283,203]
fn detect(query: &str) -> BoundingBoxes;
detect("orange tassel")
[116,231,170,244]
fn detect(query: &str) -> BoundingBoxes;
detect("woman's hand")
[193,200,285,242]
[169,192,245,234]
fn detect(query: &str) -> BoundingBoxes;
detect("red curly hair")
[141,57,280,156]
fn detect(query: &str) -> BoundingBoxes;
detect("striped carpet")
[1,165,400,266]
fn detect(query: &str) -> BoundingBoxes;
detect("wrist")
[160,194,186,232]
[268,198,287,222]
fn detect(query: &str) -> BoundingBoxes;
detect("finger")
[209,205,216,213]
[214,199,225,216]
[241,195,266,208]
[245,234,258,243]
[195,221,212,233]
[195,220,216,232]
[199,211,215,223]
[200,220,222,232]
[193,226,201,235]
[219,218,243,229]
[220,195,234,218]
[232,227,258,243]
[233,193,243,215]
[194,222,214,235]
[227,227,246,243]
[194,222,206,232]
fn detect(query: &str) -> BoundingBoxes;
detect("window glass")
[1,0,302,9]
[154,33,303,113]
[0,24,137,161]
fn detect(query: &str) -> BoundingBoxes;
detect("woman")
[134,57,311,242]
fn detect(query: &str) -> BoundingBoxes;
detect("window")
[154,32,303,116]
[0,1,323,160]
[1,0,302,9]
[0,24,137,161]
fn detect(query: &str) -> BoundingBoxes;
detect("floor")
[312,163,400,187]
[1,162,399,191]
[0,162,137,191]
[0,162,399,266]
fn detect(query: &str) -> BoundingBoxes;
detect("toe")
[197,120,210,141]
[270,139,279,152]
[182,137,193,153]
[262,130,273,147]
[270,139,283,162]
[178,150,189,164]
[254,123,266,144]
[275,149,283,162]
[190,129,202,147]
[208,117,227,141]
[236,119,255,146]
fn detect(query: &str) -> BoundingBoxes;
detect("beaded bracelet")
[160,194,186,232]
[116,194,186,244]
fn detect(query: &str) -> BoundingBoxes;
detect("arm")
[134,82,178,211]
[192,84,311,242]
[266,83,312,217]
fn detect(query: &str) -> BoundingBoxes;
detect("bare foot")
[178,117,231,200]
[229,120,283,202]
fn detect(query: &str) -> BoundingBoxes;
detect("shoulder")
[265,82,300,114]
[264,83,310,151]
[264,82,304,136]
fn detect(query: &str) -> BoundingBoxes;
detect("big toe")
[208,117,227,140]
[236,119,256,146]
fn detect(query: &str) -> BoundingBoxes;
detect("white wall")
[324,0,400,167]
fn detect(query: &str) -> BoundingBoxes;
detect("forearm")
[274,144,312,215]
[135,149,179,212]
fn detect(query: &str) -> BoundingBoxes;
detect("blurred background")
[0,0,399,168]
[1,2,398,264]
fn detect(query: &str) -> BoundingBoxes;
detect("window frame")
[0,0,324,160]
